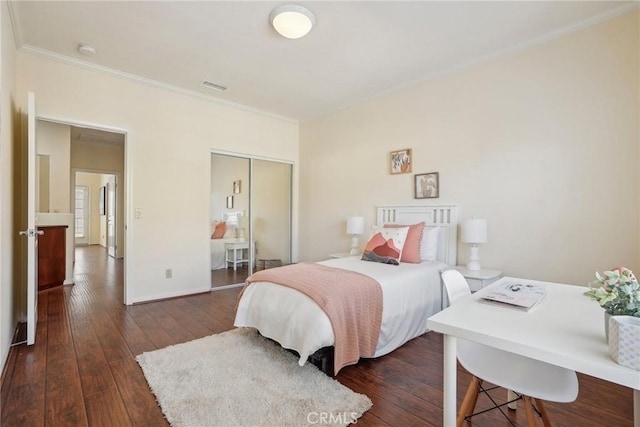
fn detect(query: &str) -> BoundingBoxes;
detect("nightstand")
[329,252,355,259]
[454,266,503,292]
[225,241,255,270]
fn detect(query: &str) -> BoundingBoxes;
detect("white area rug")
[136,328,372,426]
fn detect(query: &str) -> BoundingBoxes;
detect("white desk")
[427,276,640,427]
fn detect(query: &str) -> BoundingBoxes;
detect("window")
[75,186,89,238]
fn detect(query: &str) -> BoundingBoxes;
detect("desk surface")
[427,276,640,390]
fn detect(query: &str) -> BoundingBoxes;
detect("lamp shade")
[346,216,365,235]
[270,4,316,39]
[461,218,487,244]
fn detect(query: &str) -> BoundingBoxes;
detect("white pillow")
[420,226,440,261]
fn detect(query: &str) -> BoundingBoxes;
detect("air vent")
[201,80,227,92]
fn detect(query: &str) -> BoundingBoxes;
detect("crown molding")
[6,1,23,50]
[18,45,299,125]
[325,2,640,121]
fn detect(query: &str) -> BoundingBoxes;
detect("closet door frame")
[210,150,293,281]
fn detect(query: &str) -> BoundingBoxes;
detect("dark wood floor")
[1,246,634,426]
[211,265,249,288]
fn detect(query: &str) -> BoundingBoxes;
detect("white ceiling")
[9,1,638,122]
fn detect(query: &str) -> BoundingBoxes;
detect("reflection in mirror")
[210,153,292,289]
[251,159,292,268]
[210,154,250,288]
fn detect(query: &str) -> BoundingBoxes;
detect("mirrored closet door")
[210,153,292,288]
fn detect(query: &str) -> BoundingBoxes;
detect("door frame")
[106,174,117,258]
[37,115,130,305]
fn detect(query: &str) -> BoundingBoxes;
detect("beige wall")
[252,159,292,263]
[36,120,70,213]
[17,52,299,304]
[0,0,18,371]
[300,11,639,286]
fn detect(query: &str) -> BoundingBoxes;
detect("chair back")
[441,269,471,305]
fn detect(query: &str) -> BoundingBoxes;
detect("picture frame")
[415,172,439,199]
[99,186,106,215]
[233,180,241,194]
[226,195,234,209]
[390,148,412,174]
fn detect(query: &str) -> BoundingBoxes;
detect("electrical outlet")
[165,268,172,279]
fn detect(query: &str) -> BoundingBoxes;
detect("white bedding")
[234,256,447,366]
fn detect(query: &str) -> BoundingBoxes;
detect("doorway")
[36,119,126,301]
[74,171,117,255]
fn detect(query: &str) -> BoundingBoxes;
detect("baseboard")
[211,283,244,291]
[130,287,212,305]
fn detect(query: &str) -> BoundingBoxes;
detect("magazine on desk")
[481,282,546,311]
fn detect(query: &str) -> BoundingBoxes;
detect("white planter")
[608,315,640,371]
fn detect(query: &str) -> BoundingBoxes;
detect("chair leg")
[457,376,480,427]
[523,396,537,427]
[507,389,518,410]
[534,398,552,427]
[467,379,482,418]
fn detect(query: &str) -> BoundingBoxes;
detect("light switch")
[135,208,142,219]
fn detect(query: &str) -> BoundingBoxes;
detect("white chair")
[440,269,579,427]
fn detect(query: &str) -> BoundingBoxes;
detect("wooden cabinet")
[37,225,67,291]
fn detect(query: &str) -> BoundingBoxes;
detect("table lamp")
[346,216,365,255]
[461,218,487,271]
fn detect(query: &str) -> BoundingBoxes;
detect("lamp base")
[466,245,481,271]
[349,235,360,255]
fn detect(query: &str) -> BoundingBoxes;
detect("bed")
[210,211,244,270]
[234,204,459,373]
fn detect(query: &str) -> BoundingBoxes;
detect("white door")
[19,92,39,345]
[107,176,116,257]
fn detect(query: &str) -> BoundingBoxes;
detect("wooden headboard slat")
[376,204,459,266]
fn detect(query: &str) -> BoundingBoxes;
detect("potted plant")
[584,267,640,340]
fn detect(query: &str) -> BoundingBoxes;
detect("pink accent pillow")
[211,221,226,239]
[361,227,409,265]
[384,222,425,263]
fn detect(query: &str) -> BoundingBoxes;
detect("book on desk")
[481,282,546,311]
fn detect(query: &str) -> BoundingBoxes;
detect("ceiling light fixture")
[269,4,316,39]
[78,44,96,56]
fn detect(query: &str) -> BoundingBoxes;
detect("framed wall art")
[390,148,412,174]
[233,180,241,194]
[226,195,234,209]
[415,172,439,199]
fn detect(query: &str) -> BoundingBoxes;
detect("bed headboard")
[376,205,459,266]
[223,211,243,227]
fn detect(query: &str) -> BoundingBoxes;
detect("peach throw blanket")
[242,262,383,374]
